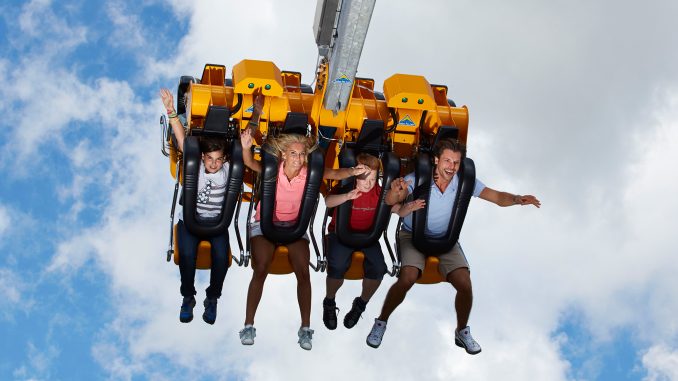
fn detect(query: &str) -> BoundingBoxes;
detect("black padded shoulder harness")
[182,136,244,237]
[411,153,476,255]
[334,149,400,248]
[259,149,324,245]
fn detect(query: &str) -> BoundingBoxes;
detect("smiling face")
[281,142,307,172]
[202,150,226,174]
[434,148,462,184]
[355,169,377,192]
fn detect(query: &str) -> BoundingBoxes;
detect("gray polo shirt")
[401,171,485,237]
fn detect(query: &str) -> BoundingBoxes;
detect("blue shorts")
[325,232,386,280]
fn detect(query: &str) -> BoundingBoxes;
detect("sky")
[1,0,678,380]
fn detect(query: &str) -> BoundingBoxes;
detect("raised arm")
[478,187,541,208]
[325,189,362,208]
[160,88,186,153]
[323,164,370,180]
[240,128,262,173]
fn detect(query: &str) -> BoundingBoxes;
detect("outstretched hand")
[159,88,174,112]
[516,194,541,208]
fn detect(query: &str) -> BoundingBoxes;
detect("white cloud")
[11,341,59,380]
[16,0,87,55]
[0,268,30,322]
[642,345,678,381]
[3,0,678,379]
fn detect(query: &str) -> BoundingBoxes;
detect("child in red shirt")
[323,153,388,330]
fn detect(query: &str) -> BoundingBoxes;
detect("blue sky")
[2,0,678,380]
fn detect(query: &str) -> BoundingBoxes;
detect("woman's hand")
[351,164,370,177]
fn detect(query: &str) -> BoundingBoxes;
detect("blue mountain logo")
[398,115,416,126]
[333,73,352,84]
[245,104,254,113]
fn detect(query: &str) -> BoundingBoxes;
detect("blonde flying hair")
[263,133,318,165]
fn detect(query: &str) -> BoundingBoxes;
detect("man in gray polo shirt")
[366,138,540,354]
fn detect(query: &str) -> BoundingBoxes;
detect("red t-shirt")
[328,185,382,232]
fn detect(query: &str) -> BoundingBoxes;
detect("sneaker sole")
[366,338,381,349]
[344,315,360,329]
[203,314,216,325]
[241,340,254,346]
[180,316,193,323]
[455,337,481,355]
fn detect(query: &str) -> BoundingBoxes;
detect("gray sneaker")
[239,326,256,345]
[366,319,387,348]
[298,327,314,350]
[455,326,481,355]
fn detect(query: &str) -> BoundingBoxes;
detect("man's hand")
[514,194,541,208]
[385,177,412,205]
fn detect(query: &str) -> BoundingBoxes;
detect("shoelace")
[299,329,314,342]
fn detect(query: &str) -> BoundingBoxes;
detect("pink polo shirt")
[255,164,307,222]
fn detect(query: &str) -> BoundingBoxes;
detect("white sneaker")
[366,319,387,348]
[298,327,314,350]
[239,326,256,345]
[455,326,481,355]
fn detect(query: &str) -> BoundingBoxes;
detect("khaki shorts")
[398,230,469,277]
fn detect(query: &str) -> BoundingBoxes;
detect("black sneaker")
[179,296,196,323]
[344,297,367,329]
[322,297,339,330]
[202,297,218,325]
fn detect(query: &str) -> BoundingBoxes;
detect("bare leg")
[359,278,382,302]
[447,267,473,331]
[377,266,419,322]
[325,277,344,299]
[287,239,311,327]
[244,236,275,325]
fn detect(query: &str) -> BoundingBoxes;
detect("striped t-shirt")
[195,161,230,219]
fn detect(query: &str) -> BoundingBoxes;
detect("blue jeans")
[177,220,229,299]
[326,233,386,280]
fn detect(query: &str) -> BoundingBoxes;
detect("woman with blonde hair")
[239,92,368,350]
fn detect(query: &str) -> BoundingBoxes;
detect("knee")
[295,267,311,283]
[450,275,472,294]
[252,264,269,280]
[397,273,417,290]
